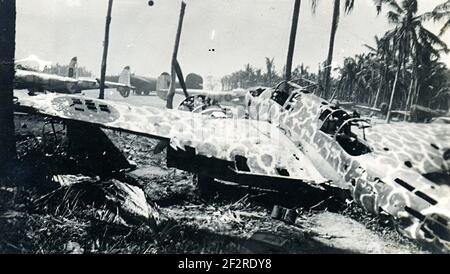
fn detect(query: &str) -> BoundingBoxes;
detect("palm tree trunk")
[447,96,450,115]
[385,80,391,104]
[323,0,340,99]
[372,71,384,108]
[99,0,113,100]
[404,76,415,121]
[166,1,186,109]
[285,0,301,82]
[314,63,322,95]
[411,81,420,107]
[348,79,354,101]
[337,75,344,100]
[386,67,400,123]
[0,0,17,174]
[367,71,375,105]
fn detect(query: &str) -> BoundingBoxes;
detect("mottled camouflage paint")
[16,89,450,250]
[15,92,325,185]
[246,88,450,250]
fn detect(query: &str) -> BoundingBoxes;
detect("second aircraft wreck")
[13,81,450,251]
[14,57,134,97]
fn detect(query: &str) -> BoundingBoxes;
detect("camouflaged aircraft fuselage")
[246,87,450,250]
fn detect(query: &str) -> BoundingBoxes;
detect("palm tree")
[383,0,448,122]
[0,0,17,174]
[244,64,256,87]
[337,57,357,101]
[310,0,395,99]
[264,57,276,85]
[426,61,449,108]
[364,35,394,108]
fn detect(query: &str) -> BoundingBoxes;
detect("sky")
[15,0,450,79]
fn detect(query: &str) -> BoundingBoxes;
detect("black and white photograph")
[0,0,449,259]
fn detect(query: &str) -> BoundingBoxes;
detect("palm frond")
[419,26,449,53]
[387,11,400,24]
[421,10,450,22]
[421,0,450,35]
[363,43,377,53]
[344,0,355,13]
[433,0,450,13]
[439,19,450,36]
[384,0,403,14]
[310,0,319,14]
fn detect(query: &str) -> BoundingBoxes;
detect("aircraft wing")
[15,69,79,93]
[75,78,100,90]
[14,91,325,184]
[77,78,134,90]
[104,80,135,90]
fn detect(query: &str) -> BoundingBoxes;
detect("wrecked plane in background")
[106,72,203,97]
[106,73,157,96]
[13,79,450,251]
[14,57,134,97]
[155,72,249,108]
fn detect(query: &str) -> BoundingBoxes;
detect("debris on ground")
[34,178,161,228]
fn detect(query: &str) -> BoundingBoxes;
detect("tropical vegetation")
[221,0,450,114]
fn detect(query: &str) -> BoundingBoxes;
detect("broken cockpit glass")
[319,107,372,156]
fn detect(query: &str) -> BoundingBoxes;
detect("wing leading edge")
[15,92,325,185]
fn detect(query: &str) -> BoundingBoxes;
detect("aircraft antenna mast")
[285,0,301,83]
[99,0,114,100]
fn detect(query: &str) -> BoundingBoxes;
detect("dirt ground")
[0,110,433,254]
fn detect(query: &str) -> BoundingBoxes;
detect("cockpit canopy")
[319,106,372,156]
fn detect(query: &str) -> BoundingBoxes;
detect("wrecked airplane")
[245,83,450,250]
[13,80,450,251]
[14,57,134,97]
[155,72,249,107]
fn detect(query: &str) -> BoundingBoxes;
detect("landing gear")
[119,88,131,98]
[197,174,220,198]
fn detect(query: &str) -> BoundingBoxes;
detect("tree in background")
[381,0,448,121]
[221,57,316,90]
[309,0,393,99]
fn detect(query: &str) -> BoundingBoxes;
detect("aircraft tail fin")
[156,72,171,100]
[116,66,132,98]
[68,57,78,78]
[118,66,131,86]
